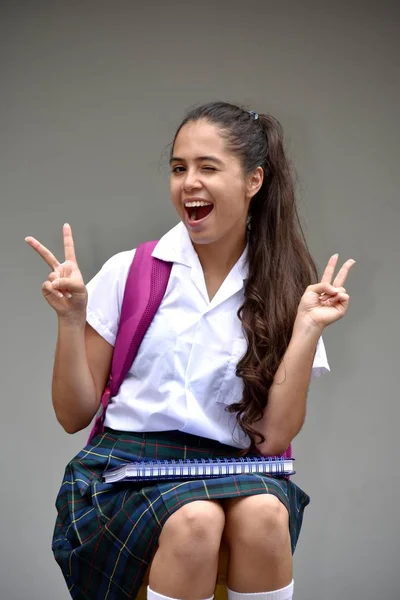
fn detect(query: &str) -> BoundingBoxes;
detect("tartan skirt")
[52,429,310,600]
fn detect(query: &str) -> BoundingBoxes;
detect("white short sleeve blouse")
[86,222,330,448]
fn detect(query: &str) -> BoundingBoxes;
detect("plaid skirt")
[52,429,310,600]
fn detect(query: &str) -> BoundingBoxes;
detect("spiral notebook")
[103,456,295,483]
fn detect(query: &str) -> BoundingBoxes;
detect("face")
[170,120,262,247]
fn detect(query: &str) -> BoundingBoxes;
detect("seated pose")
[26,101,355,600]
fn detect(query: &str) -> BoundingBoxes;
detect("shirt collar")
[152,221,197,267]
[152,221,249,281]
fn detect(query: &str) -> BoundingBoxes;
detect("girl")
[26,101,355,600]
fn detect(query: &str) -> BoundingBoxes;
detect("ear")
[246,166,264,199]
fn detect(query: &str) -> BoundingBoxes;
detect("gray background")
[1,1,399,599]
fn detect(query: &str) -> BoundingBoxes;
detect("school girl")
[26,101,355,600]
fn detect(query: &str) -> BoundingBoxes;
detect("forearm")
[52,318,99,433]
[255,317,323,455]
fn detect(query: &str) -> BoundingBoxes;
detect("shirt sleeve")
[311,335,330,379]
[85,249,136,346]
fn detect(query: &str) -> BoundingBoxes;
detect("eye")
[202,166,216,171]
[171,166,186,173]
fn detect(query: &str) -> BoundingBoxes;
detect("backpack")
[87,240,292,463]
[88,241,172,443]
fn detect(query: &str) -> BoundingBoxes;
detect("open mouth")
[184,201,214,222]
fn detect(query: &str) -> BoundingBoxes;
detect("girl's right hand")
[25,223,88,322]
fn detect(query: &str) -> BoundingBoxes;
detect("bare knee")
[159,501,225,565]
[224,495,289,552]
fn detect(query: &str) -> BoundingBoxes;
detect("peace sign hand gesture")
[296,254,356,331]
[25,223,88,322]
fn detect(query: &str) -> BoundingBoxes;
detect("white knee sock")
[147,585,214,600]
[227,579,294,600]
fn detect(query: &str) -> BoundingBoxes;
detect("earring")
[246,214,252,231]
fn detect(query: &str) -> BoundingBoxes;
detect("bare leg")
[224,495,292,593]
[149,500,225,600]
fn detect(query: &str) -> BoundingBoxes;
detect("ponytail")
[232,114,318,447]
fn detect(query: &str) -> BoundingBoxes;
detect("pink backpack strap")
[282,443,292,460]
[87,241,172,443]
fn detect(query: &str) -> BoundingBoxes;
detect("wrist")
[58,313,87,332]
[293,313,324,339]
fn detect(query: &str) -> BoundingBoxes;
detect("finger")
[338,292,350,302]
[48,263,65,282]
[332,259,356,288]
[320,254,339,284]
[42,280,64,299]
[319,286,346,298]
[63,223,77,263]
[321,292,350,304]
[25,236,60,270]
[52,278,85,293]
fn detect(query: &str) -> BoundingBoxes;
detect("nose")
[182,168,202,192]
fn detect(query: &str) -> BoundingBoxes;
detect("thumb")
[52,278,86,293]
[309,282,344,295]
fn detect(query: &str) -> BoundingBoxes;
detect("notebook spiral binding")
[103,456,295,483]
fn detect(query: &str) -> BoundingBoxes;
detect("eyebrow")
[169,155,225,166]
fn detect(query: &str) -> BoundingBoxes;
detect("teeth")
[185,201,212,208]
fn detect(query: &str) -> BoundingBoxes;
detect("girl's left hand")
[296,254,356,330]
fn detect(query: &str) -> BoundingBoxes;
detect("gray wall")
[1,1,399,599]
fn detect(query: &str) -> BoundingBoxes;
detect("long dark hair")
[172,101,318,448]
